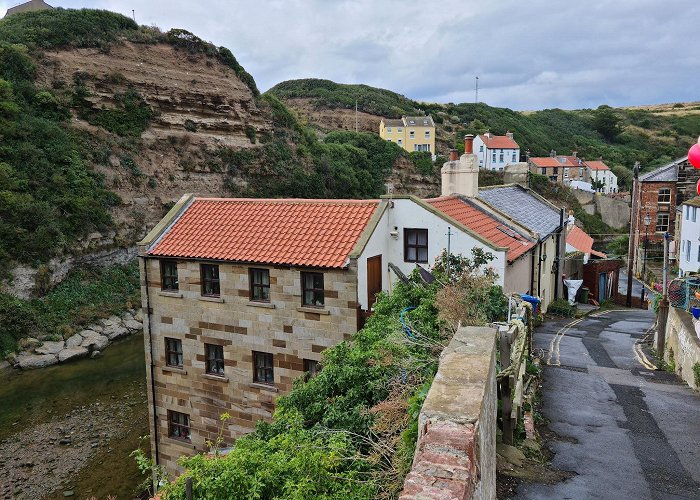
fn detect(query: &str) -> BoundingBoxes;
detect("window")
[404,228,428,263]
[553,167,559,175]
[512,152,517,162]
[200,264,220,296]
[409,130,415,139]
[479,145,484,152]
[161,260,179,291]
[397,139,402,146]
[499,152,504,162]
[387,127,392,133]
[386,139,392,142]
[658,188,671,204]
[205,343,225,376]
[253,351,274,384]
[301,272,324,307]
[304,359,319,378]
[249,268,270,302]
[686,206,690,220]
[686,240,692,262]
[165,337,183,368]
[424,130,430,139]
[168,410,190,441]
[693,207,697,223]
[564,168,569,178]
[656,213,669,232]
[579,167,584,177]
[541,167,547,175]
[397,127,402,132]
[492,152,496,162]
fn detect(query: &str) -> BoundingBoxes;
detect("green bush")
[547,298,576,317]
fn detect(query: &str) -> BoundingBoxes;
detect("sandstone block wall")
[400,326,497,500]
[140,257,359,475]
[664,307,700,390]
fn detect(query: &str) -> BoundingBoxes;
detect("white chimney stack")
[441,135,479,198]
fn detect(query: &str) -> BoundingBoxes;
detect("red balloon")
[689,144,700,169]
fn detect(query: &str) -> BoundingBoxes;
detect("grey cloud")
[6,0,700,109]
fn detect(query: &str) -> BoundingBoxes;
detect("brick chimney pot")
[464,135,474,154]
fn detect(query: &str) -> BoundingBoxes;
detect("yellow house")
[379,116,435,154]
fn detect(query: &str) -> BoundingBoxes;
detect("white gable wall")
[356,198,506,309]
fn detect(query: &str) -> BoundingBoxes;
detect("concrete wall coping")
[420,326,497,426]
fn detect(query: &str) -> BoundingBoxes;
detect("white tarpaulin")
[563,279,584,305]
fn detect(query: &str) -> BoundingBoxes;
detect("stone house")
[473,132,520,171]
[3,0,52,17]
[138,185,535,473]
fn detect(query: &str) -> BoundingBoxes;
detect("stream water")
[0,334,149,499]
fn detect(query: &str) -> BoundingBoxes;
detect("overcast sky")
[2,0,698,110]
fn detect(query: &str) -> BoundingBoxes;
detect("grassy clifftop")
[268,79,700,182]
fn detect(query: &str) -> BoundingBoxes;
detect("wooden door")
[367,255,382,309]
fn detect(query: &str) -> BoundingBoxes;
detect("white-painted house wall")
[589,169,618,193]
[355,198,507,309]
[679,203,700,275]
[473,135,520,171]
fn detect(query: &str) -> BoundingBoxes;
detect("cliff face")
[5,42,273,297]
[37,41,271,237]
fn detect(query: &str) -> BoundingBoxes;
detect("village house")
[478,183,565,311]
[379,115,435,154]
[3,0,52,17]
[473,132,520,171]
[678,197,700,276]
[137,135,558,475]
[528,152,618,193]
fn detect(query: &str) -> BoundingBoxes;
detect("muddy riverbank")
[0,334,148,499]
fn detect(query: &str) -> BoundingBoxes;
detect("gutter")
[141,256,160,491]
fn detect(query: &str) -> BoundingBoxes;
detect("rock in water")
[16,354,58,369]
[57,347,89,363]
[34,340,65,355]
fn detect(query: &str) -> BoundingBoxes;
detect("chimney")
[572,151,577,158]
[506,131,513,139]
[464,134,474,154]
[449,149,458,161]
[550,149,556,157]
[441,136,479,198]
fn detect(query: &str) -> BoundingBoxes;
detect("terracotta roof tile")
[149,198,379,268]
[566,225,606,258]
[425,196,535,262]
[585,160,610,171]
[479,134,519,149]
[529,157,576,167]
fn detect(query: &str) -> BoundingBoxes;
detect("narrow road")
[517,309,700,499]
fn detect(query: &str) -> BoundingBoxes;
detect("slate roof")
[426,196,535,262]
[382,116,435,128]
[148,198,379,268]
[479,134,519,150]
[478,185,561,238]
[5,0,52,16]
[382,118,404,127]
[639,157,685,182]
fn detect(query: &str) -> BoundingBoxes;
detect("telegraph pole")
[475,76,479,104]
[355,99,358,132]
[626,162,640,307]
[656,232,670,354]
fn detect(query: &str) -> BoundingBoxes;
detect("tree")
[592,106,622,142]
[591,178,606,192]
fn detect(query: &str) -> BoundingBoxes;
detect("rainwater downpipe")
[142,256,160,490]
[537,242,542,298]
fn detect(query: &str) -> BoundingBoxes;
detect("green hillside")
[268,79,700,187]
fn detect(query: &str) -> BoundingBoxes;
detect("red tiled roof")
[148,198,379,268]
[425,196,535,262]
[585,160,610,171]
[529,157,576,167]
[479,134,519,149]
[566,225,607,258]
